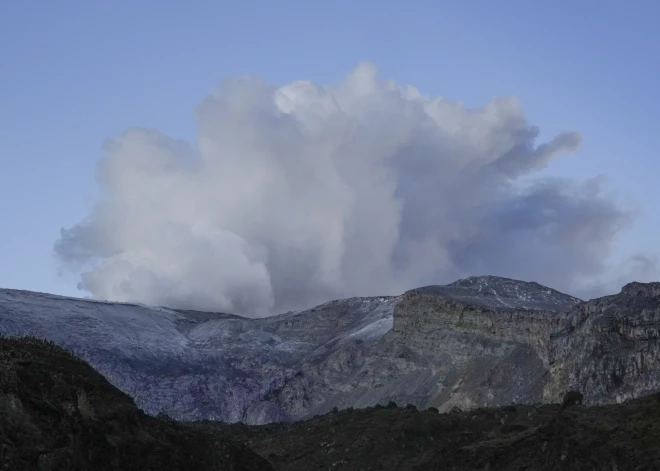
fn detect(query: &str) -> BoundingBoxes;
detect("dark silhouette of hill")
[203,396,660,470]
[0,335,272,471]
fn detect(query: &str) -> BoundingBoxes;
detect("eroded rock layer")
[2,276,660,424]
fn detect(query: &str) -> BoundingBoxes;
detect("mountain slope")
[277,275,582,416]
[5,334,660,471]
[0,335,272,470]
[0,288,397,424]
[2,276,660,425]
[546,281,660,404]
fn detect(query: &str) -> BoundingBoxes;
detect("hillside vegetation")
[204,396,660,470]
[0,335,272,470]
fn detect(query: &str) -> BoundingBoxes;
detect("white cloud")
[55,63,632,316]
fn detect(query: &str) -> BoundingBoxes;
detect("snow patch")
[346,315,394,341]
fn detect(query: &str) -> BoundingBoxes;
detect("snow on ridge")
[0,286,400,363]
[346,315,394,341]
[0,287,192,357]
[415,275,581,312]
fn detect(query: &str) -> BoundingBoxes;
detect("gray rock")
[0,288,396,424]
[2,276,660,425]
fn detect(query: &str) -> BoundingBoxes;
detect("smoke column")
[55,63,632,316]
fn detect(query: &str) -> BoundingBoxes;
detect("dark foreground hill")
[0,336,272,471]
[205,397,660,471]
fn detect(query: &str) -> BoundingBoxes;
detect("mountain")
[6,334,660,470]
[0,336,272,470]
[1,275,660,425]
[0,287,398,424]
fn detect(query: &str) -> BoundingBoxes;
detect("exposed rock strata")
[2,276,660,424]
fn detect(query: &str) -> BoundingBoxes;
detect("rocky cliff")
[1,276,660,425]
[545,281,660,404]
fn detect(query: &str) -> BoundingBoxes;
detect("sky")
[1,1,658,315]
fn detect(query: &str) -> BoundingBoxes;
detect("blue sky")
[1,0,658,301]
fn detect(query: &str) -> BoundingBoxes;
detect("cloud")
[55,63,633,316]
[569,253,660,300]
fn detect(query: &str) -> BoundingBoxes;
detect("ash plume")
[55,63,632,316]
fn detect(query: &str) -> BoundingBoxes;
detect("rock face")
[372,277,580,412]
[2,275,660,425]
[545,281,660,404]
[0,288,397,424]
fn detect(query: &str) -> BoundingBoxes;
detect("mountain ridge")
[2,275,660,424]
